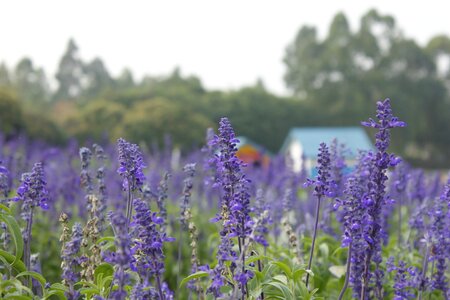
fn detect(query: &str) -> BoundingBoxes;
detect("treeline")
[1,9,450,167]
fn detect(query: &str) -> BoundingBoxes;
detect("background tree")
[283,9,450,166]
[14,58,51,107]
[82,57,114,99]
[0,89,23,138]
[0,63,12,88]
[54,39,85,101]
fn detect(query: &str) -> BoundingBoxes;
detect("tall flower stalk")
[178,163,201,295]
[61,222,83,300]
[14,162,49,279]
[335,161,371,299]
[0,161,9,198]
[105,212,133,300]
[208,117,253,299]
[117,138,146,229]
[429,178,449,296]
[132,198,175,300]
[360,98,406,299]
[304,142,333,288]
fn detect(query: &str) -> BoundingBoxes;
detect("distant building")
[236,136,270,168]
[279,127,374,172]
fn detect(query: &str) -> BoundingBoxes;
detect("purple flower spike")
[117,138,146,191]
[15,162,49,212]
[360,98,405,299]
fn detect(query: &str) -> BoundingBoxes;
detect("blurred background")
[1,0,449,168]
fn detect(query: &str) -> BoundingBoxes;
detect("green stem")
[306,195,321,288]
[338,241,352,300]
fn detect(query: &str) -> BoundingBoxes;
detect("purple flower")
[93,144,108,233]
[105,212,133,300]
[207,117,253,296]
[386,257,418,299]
[131,198,174,299]
[0,161,9,198]
[252,189,272,248]
[156,172,171,231]
[304,142,334,287]
[117,138,146,191]
[14,162,49,212]
[429,178,449,294]
[360,98,406,298]
[117,138,146,228]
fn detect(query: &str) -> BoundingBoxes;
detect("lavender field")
[0,99,449,299]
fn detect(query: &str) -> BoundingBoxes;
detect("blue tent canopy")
[280,127,374,158]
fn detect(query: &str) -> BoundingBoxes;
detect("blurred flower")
[117,138,146,191]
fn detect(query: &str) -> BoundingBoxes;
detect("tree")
[0,63,11,87]
[82,57,113,99]
[115,68,135,90]
[14,58,51,105]
[283,9,450,165]
[116,98,212,150]
[54,39,85,101]
[0,89,24,137]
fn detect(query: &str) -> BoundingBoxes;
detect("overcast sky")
[1,1,449,95]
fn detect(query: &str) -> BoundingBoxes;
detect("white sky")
[0,0,449,95]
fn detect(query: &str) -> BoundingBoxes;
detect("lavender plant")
[360,98,406,299]
[13,162,49,276]
[117,138,146,228]
[104,212,133,300]
[304,142,334,288]
[208,117,253,299]
[131,198,175,300]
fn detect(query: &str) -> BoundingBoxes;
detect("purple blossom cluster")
[304,142,334,287]
[131,198,174,299]
[117,138,146,192]
[207,117,254,297]
[104,212,133,300]
[14,162,49,212]
[360,98,406,298]
[0,161,9,198]
[386,257,419,300]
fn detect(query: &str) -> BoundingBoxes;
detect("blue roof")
[279,127,374,157]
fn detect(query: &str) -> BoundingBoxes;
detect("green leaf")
[16,271,47,292]
[4,296,32,300]
[94,263,114,283]
[179,271,209,288]
[272,274,288,285]
[79,287,100,295]
[246,254,273,265]
[293,268,308,281]
[75,281,98,289]
[0,213,24,265]
[0,203,11,213]
[50,283,68,291]
[271,261,293,278]
[43,290,67,300]
[0,249,26,273]
[16,271,46,286]
[97,236,115,244]
[263,281,294,300]
[331,246,348,257]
